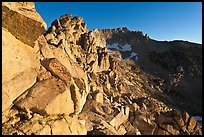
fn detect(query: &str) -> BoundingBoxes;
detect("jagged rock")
[37,35,88,80]
[50,118,71,135]
[50,19,62,30]
[123,120,141,135]
[46,13,88,49]
[41,58,72,86]
[59,14,72,27]
[109,106,129,130]
[91,101,106,116]
[63,115,87,135]
[97,119,119,135]
[2,2,46,28]
[70,77,89,115]
[2,28,40,84]
[2,69,37,112]
[36,65,52,81]
[117,125,127,135]
[182,111,190,125]
[133,114,157,135]
[88,29,106,48]
[156,112,180,130]
[14,76,74,115]
[2,108,19,122]
[102,106,112,115]
[23,121,44,134]
[187,117,197,133]
[39,32,90,116]
[2,2,46,47]
[156,128,171,135]
[129,103,140,111]
[2,2,202,135]
[97,47,110,71]
[92,91,104,104]
[160,124,180,135]
[155,110,202,135]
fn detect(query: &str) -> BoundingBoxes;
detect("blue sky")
[35,2,202,44]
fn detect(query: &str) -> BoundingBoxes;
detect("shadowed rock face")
[2,2,202,135]
[99,28,202,116]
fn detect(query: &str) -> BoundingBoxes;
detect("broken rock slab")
[14,76,74,116]
[92,91,104,104]
[2,69,37,112]
[63,115,87,135]
[109,106,129,130]
[2,2,46,47]
[41,58,72,87]
[70,77,89,115]
[2,28,40,83]
[133,114,157,135]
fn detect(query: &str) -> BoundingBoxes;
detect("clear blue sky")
[35,2,202,44]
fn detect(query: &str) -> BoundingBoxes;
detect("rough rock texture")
[2,2,46,47]
[2,28,40,83]
[2,69,37,112]
[2,2,202,135]
[13,76,74,115]
[100,28,202,116]
[2,26,40,112]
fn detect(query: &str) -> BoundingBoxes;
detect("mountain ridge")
[2,2,202,135]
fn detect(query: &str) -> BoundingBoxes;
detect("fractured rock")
[2,2,46,47]
[123,120,141,135]
[133,115,157,135]
[91,101,106,116]
[2,28,40,83]
[117,125,127,135]
[187,116,197,132]
[2,69,37,112]
[70,77,89,115]
[63,115,87,135]
[41,58,72,87]
[14,76,74,115]
[50,118,71,135]
[102,106,112,115]
[160,124,180,135]
[109,106,129,130]
[92,91,104,104]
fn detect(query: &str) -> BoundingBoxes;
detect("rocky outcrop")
[110,106,129,130]
[2,111,87,135]
[44,15,110,73]
[2,2,202,135]
[13,76,74,115]
[2,69,37,112]
[2,2,46,47]
[155,110,202,135]
[2,21,40,112]
[100,26,202,116]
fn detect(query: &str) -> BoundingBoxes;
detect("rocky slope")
[99,28,202,116]
[2,2,202,135]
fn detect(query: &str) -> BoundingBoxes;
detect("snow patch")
[125,52,139,61]
[108,49,116,54]
[107,43,139,61]
[194,116,202,122]
[122,44,132,51]
[106,43,132,52]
